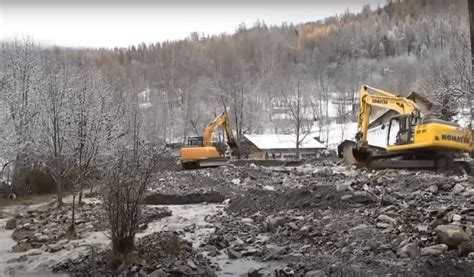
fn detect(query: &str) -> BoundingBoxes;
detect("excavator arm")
[202,111,240,156]
[203,112,234,145]
[356,85,420,147]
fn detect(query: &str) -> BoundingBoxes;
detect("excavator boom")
[356,85,419,146]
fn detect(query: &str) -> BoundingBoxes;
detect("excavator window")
[388,119,400,145]
[387,115,418,146]
[187,136,204,146]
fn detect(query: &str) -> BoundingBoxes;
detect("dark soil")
[143,192,225,205]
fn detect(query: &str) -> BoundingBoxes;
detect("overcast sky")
[0,0,385,48]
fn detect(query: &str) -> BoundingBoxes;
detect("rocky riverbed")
[1,161,474,276]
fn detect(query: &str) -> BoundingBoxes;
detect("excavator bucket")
[341,141,372,165]
[352,147,372,163]
[228,141,241,158]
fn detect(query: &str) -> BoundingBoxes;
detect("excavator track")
[349,145,473,176]
[181,157,230,170]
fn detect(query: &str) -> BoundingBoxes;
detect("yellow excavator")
[344,85,472,173]
[180,111,240,169]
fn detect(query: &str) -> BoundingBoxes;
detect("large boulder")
[435,225,470,248]
[5,218,16,230]
[305,270,327,277]
[421,244,448,256]
[451,183,465,195]
[227,248,242,259]
[336,181,352,192]
[381,194,397,206]
[458,240,474,256]
[265,216,287,232]
[149,269,168,277]
[350,191,375,204]
[377,214,397,225]
[398,242,420,258]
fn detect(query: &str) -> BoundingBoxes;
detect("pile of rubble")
[3,160,474,276]
[146,163,341,198]
[52,231,216,276]
[6,201,171,254]
[142,162,474,275]
[204,166,474,276]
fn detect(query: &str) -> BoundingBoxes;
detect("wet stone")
[435,225,470,248]
[398,243,420,258]
[5,218,17,230]
[381,194,397,206]
[227,248,242,259]
[420,244,448,256]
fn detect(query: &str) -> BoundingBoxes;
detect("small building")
[243,134,326,160]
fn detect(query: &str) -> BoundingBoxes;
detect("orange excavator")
[180,111,240,169]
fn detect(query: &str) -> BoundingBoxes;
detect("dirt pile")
[147,163,345,199]
[144,192,225,205]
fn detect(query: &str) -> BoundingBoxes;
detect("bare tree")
[37,48,71,207]
[102,145,158,265]
[468,0,474,128]
[280,64,313,158]
[0,39,42,195]
[335,93,350,141]
[420,54,469,121]
[66,60,114,204]
[309,58,331,147]
[0,39,41,152]
[102,153,156,257]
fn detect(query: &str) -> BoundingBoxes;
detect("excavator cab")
[186,136,204,147]
[387,114,420,146]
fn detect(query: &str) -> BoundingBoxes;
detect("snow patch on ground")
[139,204,224,248]
[217,258,280,276]
[0,218,17,275]
[0,221,109,274]
[263,185,276,191]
